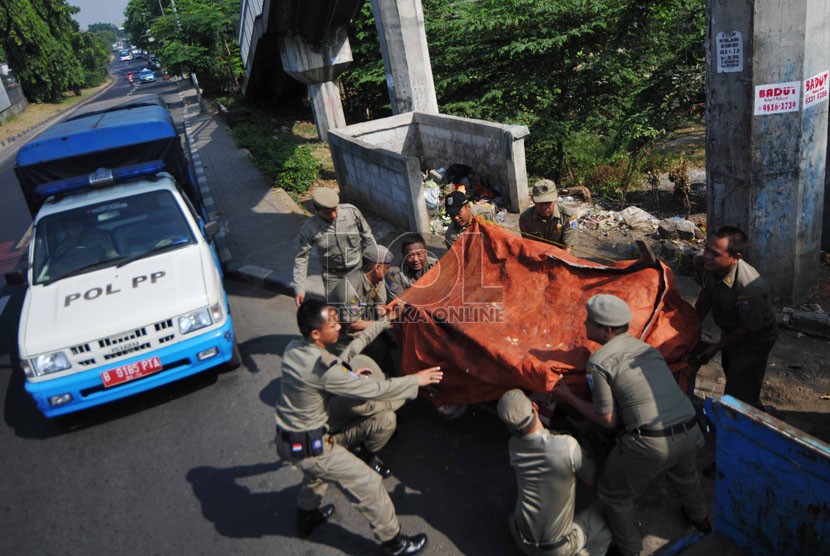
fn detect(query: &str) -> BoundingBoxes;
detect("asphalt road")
[0,280,523,555]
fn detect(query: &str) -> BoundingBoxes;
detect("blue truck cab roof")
[15,97,203,218]
[17,104,176,167]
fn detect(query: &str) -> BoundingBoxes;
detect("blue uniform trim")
[25,317,235,417]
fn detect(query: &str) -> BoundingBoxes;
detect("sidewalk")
[176,80,403,300]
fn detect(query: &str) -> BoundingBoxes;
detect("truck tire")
[223,340,242,371]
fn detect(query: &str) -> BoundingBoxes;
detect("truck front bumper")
[24,318,236,417]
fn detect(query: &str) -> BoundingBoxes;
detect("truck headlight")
[31,351,72,377]
[179,307,213,335]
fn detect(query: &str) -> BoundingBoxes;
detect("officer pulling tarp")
[393,220,700,406]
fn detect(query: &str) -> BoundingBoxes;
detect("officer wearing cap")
[329,244,397,369]
[498,389,612,556]
[444,191,495,247]
[552,294,710,556]
[519,179,579,253]
[275,299,443,554]
[693,226,778,409]
[292,188,376,306]
[385,233,438,299]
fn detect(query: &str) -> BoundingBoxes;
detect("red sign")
[754,81,800,115]
[101,356,163,388]
[804,70,829,110]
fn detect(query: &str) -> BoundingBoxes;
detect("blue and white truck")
[10,94,239,417]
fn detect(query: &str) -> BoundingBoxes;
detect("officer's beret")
[445,191,469,216]
[497,389,535,433]
[312,188,339,209]
[586,294,633,327]
[348,354,383,377]
[363,244,394,265]
[531,179,558,203]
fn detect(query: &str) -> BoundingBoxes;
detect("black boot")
[382,532,427,555]
[365,453,392,478]
[297,504,335,538]
[681,506,712,534]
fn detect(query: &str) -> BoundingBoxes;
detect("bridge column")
[370,0,438,114]
[278,26,352,140]
[706,0,829,303]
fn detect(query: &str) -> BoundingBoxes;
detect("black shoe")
[681,506,712,534]
[366,454,392,478]
[382,533,428,555]
[297,504,335,538]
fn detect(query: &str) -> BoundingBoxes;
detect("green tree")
[0,0,85,101]
[125,0,241,93]
[88,22,120,46]
[341,0,705,198]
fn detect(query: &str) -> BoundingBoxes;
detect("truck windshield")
[33,190,196,285]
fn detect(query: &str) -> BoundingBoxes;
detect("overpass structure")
[239,0,437,140]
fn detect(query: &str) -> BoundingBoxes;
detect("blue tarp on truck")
[15,96,202,217]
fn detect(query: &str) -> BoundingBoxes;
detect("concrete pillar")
[706,0,829,303]
[278,26,352,140]
[370,0,439,115]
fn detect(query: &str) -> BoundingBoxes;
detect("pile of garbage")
[421,163,508,235]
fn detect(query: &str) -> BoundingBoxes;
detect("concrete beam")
[278,26,352,140]
[370,0,439,115]
[706,0,830,303]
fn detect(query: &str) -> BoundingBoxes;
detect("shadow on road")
[186,460,377,553]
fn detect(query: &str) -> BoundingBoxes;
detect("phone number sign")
[804,70,829,110]
[754,81,800,115]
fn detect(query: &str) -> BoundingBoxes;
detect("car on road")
[139,69,156,83]
[119,50,132,61]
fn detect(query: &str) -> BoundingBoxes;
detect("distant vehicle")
[119,50,133,61]
[139,69,156,83]
[146,59,162,71]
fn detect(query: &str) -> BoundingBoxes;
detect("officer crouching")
[275,299,443,555]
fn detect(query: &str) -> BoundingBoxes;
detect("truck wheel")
[223,340,242,371]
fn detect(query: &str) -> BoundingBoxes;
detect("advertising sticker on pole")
[804,71,829,110]
[754,81,800,116]
[716,31,743,73]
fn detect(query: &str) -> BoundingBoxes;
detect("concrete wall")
[413,112,530,213]
[328,112,530,238]
[329,120,426,235]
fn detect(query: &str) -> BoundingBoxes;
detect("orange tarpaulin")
[395,220,701,406]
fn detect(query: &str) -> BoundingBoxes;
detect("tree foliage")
[124,0,242,94]
[341,0,705,198]
[0,0,110,102]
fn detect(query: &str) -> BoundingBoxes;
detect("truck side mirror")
[4,269,28,286]
[203,220,220,238]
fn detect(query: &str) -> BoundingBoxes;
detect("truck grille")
[70,319,179,367]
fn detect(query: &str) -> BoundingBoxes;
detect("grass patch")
[0,79,113,143]
[231,117,322,195]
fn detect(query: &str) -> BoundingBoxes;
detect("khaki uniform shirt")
[292,204,376,297]
[445,205,495,247]
[385,256,438,298]
[509,430,595,545]
[274,338,419,433]
[330,271,387,345]
[519,204,578,248]
[588,333,695,431]
[700,260,778,342]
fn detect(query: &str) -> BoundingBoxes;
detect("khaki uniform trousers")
[598,426,706,556]
[509,501,611,556]
[277,436,399,542]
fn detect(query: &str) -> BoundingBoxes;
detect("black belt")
[630,417,699,437]
[514,519,569,551]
